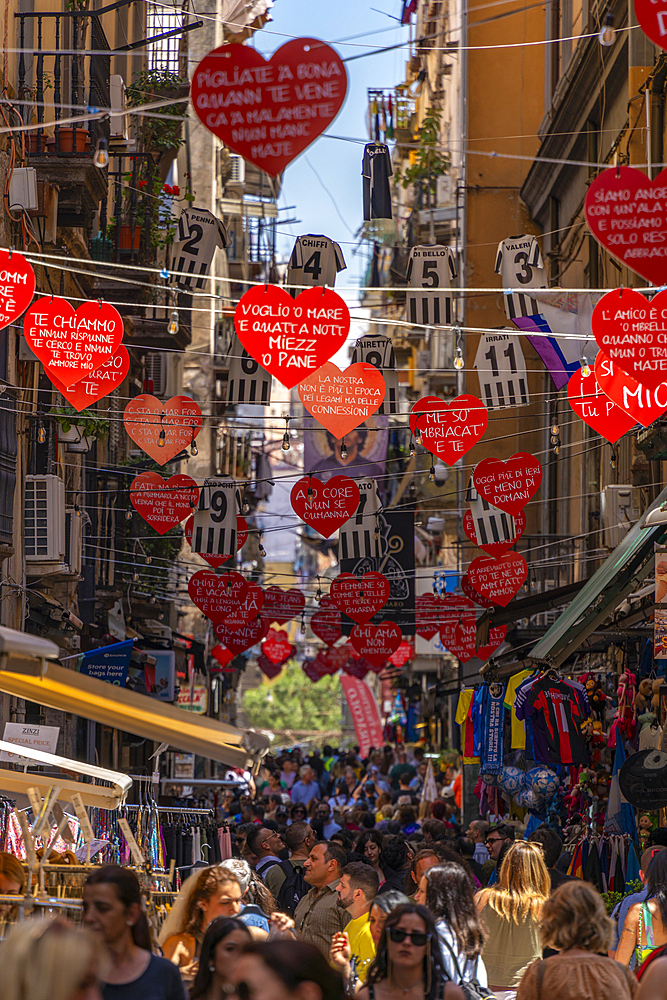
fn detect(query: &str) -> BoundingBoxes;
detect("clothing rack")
[124,805,214,816]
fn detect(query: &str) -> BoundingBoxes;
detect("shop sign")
[177,684,208,713]
[0,723,59,764]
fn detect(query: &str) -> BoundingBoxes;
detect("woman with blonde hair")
[160,868,243,974]
[476,841,549,1000]
[0,917,102,1000]
[518,881,636,1000]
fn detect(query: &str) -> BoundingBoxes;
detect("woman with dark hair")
[378,836,413,894]
[356,831,386,886]
[234,939,345,1000]
[289,802,308,825]
[422,863,488,988]
[399,805,420,836]
[357,903,464,1000]
[83,866,186,1000]
[190,918,251,1000]
[333,780,353,809]
[617,850,667,966]
[368,891,412,947]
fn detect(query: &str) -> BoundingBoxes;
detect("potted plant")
[52,405,109,452]
[126,69,188,153]
[46,126,91,154]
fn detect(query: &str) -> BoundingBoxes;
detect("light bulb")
[125,506,133,520]
[610,450,617,469]
[168,309,179,336]
[158,427,166,448]
[553,443,560,455]
[580,356,591,377]
[307,483,313,498]
[37,421,46,444]
[259,543,266,556]
[454,347,465,370]
[93,137,109,168]
[409,438,415,457]
[74,503,82,517]
[429,465,436,482]
[145,555,152,564]
[340,439,347,459]
[282,431,290,451]
[599,11,614,45]
[551,422,559,436]
[190,441,198,457]
[133,571,139,582]
[243,498,250,513]
[550,435,559,445]
[415,429,422,445]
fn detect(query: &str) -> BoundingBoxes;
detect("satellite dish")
[619,749,667,809]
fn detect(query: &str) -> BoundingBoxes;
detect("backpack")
[439,937,495,1000]
[275,859,308,917]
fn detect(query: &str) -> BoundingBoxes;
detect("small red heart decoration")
[329,572,390,624]
[342,655,371,680]
[585,167,667,285]
[49,346,130,411]
[567,366,637,443]
[462,508,526,558]
[262,628,295,666]
[190,38,347,177]
[235,285,350,390]
[297,362,386,438]
[130,472,198,534]
[185,514,248,568]
[311,607,341,646]
[211,645,233,668]
[302,658,327,682]
[415,594,441,640]
[410,395,489,465]
[124,395,203,464]
[473,453,542,516]
[436,595,477,650]
[258,653,283,680]
[350,622,402,667]
[441,617,507,663]
[595,351,667,427]
[467,553,528,607]
[633,0,667,52]
[477,623,508,661]
[439,615,476,661]
[215,616,269,654]
[592,287,667,390]
[188,570,249,625]
[388,641,414,667]
[462,573,496,608]
[0,249,35,330]
[291,475,360,538]
[318,646,349,674]
[23,297,124,387]
[262,586,305,626]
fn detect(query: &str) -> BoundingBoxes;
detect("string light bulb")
[340,439,347,460]
[553,443,560,455]
[125,505,133,520]
[37,421,46,444]
[145,555,152,564]
[158,427,166,447]
[132,570,139,582]
[243,495,250,514]
[93,137,109,168]
[258,532,266,557]
[610,448,617,469]
[454,346,465,370]
[168,309,179,336]
[282,416,291,451]
[599,9,615,45]
[580,356,591,377]
[551,421,559,436]
[190,424,198,457]
[429,464,436,482]
[74,503,82,517]
[409,437,415,457]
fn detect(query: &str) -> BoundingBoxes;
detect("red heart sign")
[410,395,489,465]
[262,586,305,626]
[311,607,342,646]
[212,581,264,631]
[467,553,528,607]
[350,622,402,667]
[329,572,390,624]
[567,366,637,443]
[23,297,124,387]
[235,285,350,390]
[262,628,295,666]
[437,594,477,649]
[342,655,371,680]
[388,641,414,667]
[297,362,386,438]
[462,573,496,608]
[415,594,441,640]
[439,615,475,661]
[258,654,283,680]
[592,287,667,391]
[49,346,130,411]
[473,453,542,516]
[477,623,508,662]
[441,617,507,663]
[462,508,526,558]
[595,352,667,427]
[291,475,360,538]
[124,395,203,464]
[584,166,667,285]
[211,645,233,668]
[130,472,198,534]
[185,514,248,568]
[635,0,667,50]
[215,616,269,654]
[318,646,349,674]
[188,570,249,625]
[190,38,347,177]
[0,249,35,330]
[302,658,327,682]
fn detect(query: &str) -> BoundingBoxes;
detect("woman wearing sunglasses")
[357,904,465,1000]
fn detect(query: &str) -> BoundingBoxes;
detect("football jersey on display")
[172,208,229,290]
[406,245,457,326]
[287,234,347,291]
[494,235,545,320]
[362,143,393,220]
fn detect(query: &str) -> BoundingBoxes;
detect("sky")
[254,1,411,295]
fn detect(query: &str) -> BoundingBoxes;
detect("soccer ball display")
[498,766,526,796]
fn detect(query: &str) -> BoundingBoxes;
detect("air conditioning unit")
[25,475,66,563]
[144,352,167,397]
[64,508,82,575]
[228,154,246,186]
[109,75,128,140]
[601,485,641,549]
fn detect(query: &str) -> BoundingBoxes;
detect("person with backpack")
[270,822,313,917]
[423,863,491,998]
[248,827,286,893]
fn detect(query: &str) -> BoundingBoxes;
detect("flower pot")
[27,133,48,154]
[58,423,85,444]
[46,127,91,154]
[67,435,94,453]
[118,225,141,250]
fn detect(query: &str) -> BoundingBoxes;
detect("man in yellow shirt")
[330,862,379,987]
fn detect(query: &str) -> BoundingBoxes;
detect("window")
[146,0,184,72]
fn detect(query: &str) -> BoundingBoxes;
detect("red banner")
[340,674,384,757]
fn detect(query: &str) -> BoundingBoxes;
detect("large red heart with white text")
[124,395,203,465]
[130,472,198,534]
[215,616,269,654]
[49,346,130,412]
[185,514,248,568]
[311,607,341,646]
[567,366,637,443]
[190,39,347,177]
[291,475,360,537]
[188,570,250,627]
[350,622,402,667]
[462,508,526,558]
[235,285,350,390]
[298,362,386,438]
[595,352,667,427]
[0,249,35,331]
[467,553,528,607]
[410,395,488,465]
[262,586,305,626]
[462,573,496,608]
[473,453,542,516]
[262,628,295,666]
[329,572,390,624]
[585,167,667,285]
[23,297,124,387]
[437,595,476,650]
[415,594,440,640]
[592,287,667,391]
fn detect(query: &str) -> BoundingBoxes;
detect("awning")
[475,579,587,648]
[527,485,667,668]
[0,658,269,769]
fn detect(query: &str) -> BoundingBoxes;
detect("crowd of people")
[0,744,666,1000]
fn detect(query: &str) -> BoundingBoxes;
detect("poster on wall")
[303,414,388,483]
[340,509,414,633]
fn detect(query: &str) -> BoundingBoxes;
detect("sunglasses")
[389,927,431,946]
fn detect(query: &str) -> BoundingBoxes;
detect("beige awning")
[0,656,268,769]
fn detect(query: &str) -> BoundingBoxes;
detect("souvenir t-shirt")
[516,675,590,765]
[172,208,229,290]
[494,235,545,320]
[287,234,346,290]
[362,143,393,220]
[406,245,457,326]
[455,689,479,765]
[504,669,533,750]
[479,684,506,773]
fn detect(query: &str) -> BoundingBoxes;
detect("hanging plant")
[126,69,188,152]
[51,404,109,439]
[393,107,450,195]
